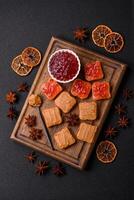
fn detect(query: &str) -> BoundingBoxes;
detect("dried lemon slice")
[104,32,124,53]
[96,140,117,163]
[92,25,112,47]
[11,55,32,76]
[21,47,41,67]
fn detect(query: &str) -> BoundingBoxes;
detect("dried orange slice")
[21,47,41,67]
[92,25,112,47]
[11,55,32,76]
[96,140,117,163]
[104,32,124,53]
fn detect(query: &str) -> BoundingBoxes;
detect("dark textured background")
[0,0,133,200]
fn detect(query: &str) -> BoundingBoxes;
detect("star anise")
[117,116,129,128]
[65,113,80,126]
[29,128,43,141]
[105,126,118,138]
[52,163,65,176]
[73,28,88,42]
[17,82,29,92]
[7,107,17,120]
[115,104,126,115]
[25,115,36,127]
[25,151,37,163]
[35,161,49,175]
[6,91,17,104]
[123,88,134,100]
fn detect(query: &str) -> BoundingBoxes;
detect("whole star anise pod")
[29,128,43,141]
[25,151,37,163]
[17,82,29,92]
[7,107,17,120]
[117,116,129,128]
[115,104,126,115]
[25,115,36,127]
[105,126,118,138]
[52,163,65,176]
[65,113,80,126]
[73,28,88,42]
[123,88,134,100]
[6,91,17,104]
[36,161,49,175]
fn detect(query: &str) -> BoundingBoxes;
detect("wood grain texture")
[10,37,126,170]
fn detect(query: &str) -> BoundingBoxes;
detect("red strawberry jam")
[71,79,92,99]
[84,61,104,81]
[48,50,80,82]
[41,79,62,100]
[92,81,111,100]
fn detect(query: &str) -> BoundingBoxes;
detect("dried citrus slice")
[104,32,124,53]
[96,140,117,163]
[11,55,32,76]
[92,25,112,47]
[21,47,41,67]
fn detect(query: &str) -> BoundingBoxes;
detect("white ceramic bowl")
[47,49,81,83]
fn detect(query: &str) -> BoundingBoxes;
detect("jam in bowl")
[47,49,81,83]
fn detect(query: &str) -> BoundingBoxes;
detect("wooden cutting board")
[10,37,126,170]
